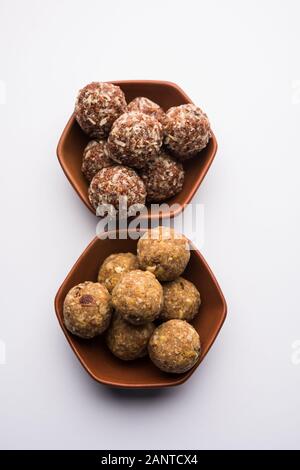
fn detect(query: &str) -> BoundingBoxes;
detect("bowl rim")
[54,229,227,388]
[56,80,218,220]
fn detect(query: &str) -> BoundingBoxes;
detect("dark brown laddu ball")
[88,165,146,212]
[81,140,113,182]
[107,111,163,169]
[127,97,166,126]
[139,151,185,202]
[75,82,127,139]
[164,104,211,160]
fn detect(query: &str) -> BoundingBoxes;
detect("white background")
[0,0,300,450]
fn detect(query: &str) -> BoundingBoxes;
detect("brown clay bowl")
[57,80,218,219]
[54,230,227,388]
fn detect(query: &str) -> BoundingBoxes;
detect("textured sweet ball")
[160,277,201,322]
[107,111,163,169]
[63,281,112,339]
[127,97,165,125]
[164,104,211,160]
[137,226,190,282]
[106,313,155,361]
[88,165,146,212]
[148,319,201,374]
[112,270,163,325]
[98,252,139,294]
[75,82,127,139]
[81,140,113,182]
[139,151,184,202]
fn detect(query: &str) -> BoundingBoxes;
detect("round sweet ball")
[160,277,201,322]
[112,270,163,325]
[127,97,165,125]
[88,165,146,211]
[98,252,139,293]
[107,111,163,169]
[81,140,113,182]
[106,313,155,361]
[75,82,127,139]
[139,151,184,202]
[164,104,211,160]
[137,226,190,282]
[148,320,201,373]
[63,281,112,339]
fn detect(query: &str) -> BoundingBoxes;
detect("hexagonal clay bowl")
[57,80,218,219]
[54,230,227,388]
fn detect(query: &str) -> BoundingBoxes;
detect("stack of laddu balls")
[63,227,202,374]
[75,82,212,210]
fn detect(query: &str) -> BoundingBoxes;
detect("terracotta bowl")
[54,230,227,388]
[57,80,218,219]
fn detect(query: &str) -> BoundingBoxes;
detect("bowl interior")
[55,232,227,388]
[57,81,217,218]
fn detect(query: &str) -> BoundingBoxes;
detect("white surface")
[0,0,300,451]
